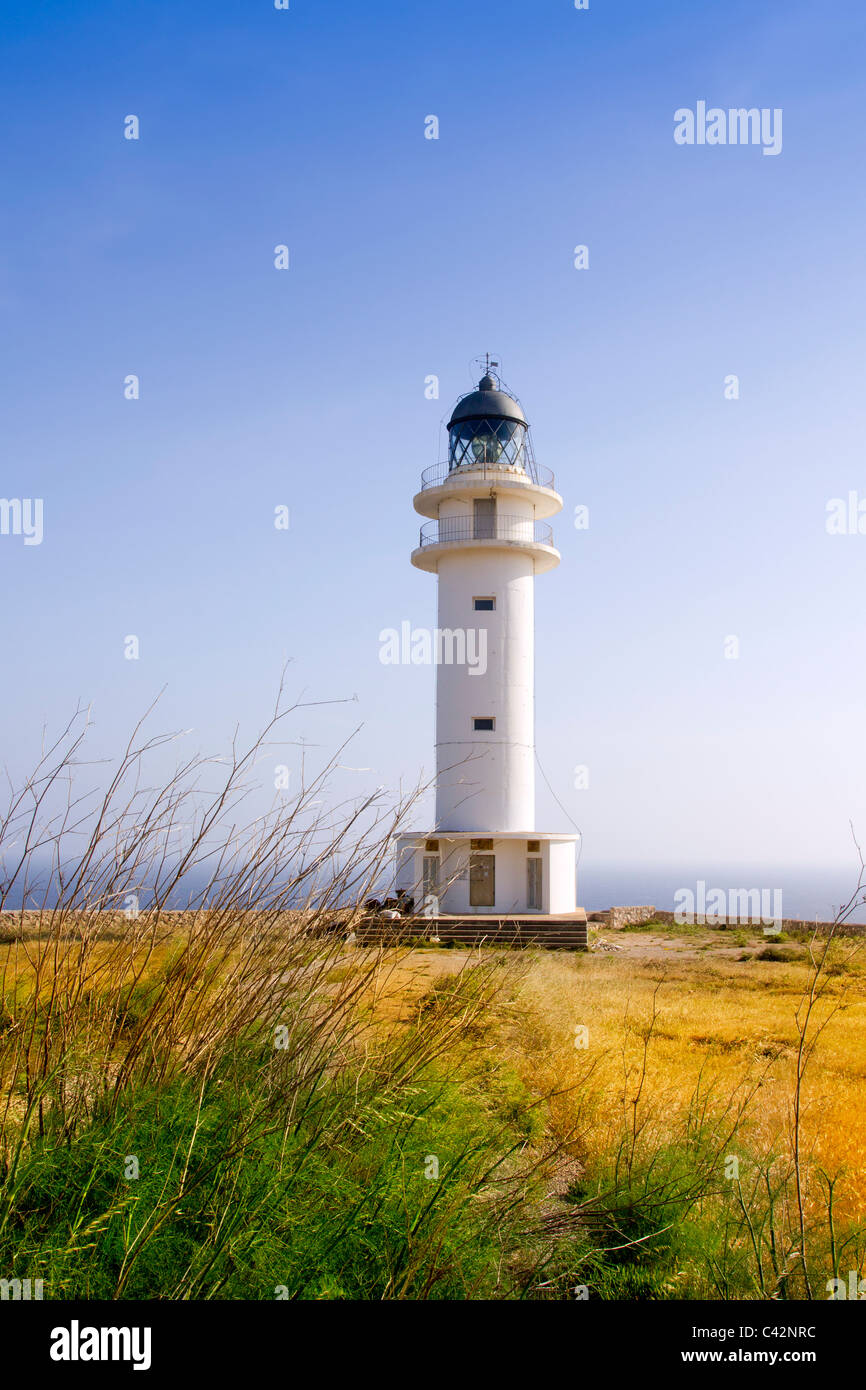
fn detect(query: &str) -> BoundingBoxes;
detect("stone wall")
[650,909,866,935]
[597,906,866,935]
[607,905,657,930]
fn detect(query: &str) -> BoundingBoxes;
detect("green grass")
[0,1035,539,1300]
[4,921,863,1301]
[756,944,807,963]
[617,918,703,936]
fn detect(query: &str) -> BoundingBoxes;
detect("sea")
[578,864,866,925]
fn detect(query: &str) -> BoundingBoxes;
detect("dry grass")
[2,694,864,1298]
[509,942,866,1222]
[0,699,562,1301]
[371,929,866,1276]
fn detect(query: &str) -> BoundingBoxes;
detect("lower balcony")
[411,513,560,573]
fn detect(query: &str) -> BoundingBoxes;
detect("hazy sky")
[2,0,865,912]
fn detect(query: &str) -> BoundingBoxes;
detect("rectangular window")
[473,716,495,732]
[424,839,439,852]
[473,597,495,611]
[527,857,542,909]
[527,840,540,854]
[470,838,493,851]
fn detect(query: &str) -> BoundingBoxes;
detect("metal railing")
[419,459,556,492]
[418,515,555,549]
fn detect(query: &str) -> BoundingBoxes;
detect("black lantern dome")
[447,372,529,471]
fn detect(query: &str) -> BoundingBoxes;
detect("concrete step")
[353,918,587,951]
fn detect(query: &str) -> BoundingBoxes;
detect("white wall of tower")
[434,544,535,832]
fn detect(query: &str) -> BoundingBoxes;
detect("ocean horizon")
[578,864,866,925]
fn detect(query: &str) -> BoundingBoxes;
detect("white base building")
[395,831,578,916]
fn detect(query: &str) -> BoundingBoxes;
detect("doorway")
[527,856,542,910]
[473,497,496,540]
[469,853,495,907]
[422,855,439,900]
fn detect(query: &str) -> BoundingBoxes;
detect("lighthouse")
[394,363,579,918]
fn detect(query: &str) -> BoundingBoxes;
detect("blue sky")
[2,0,865,915]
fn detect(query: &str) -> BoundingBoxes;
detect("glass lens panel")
[449,419,526,469]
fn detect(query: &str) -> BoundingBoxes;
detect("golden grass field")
[6,913,861,1225]
[3,908,864,1299]
[359,922,866,1228]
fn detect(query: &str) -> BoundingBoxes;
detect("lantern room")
[447,371,529,471]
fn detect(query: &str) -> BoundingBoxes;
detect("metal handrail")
[418,515,555,549]
[419,459,556,492]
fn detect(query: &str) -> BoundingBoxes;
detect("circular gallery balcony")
[413,459,563,521]
[411,513,560,574]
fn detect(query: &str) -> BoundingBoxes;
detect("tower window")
[473,597,495,611]
[470,839,493,851]
[425,839,439,852]
[473,717,495,732]
[527,840,540,854]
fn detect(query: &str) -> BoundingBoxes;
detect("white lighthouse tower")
[395,363,579,918]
